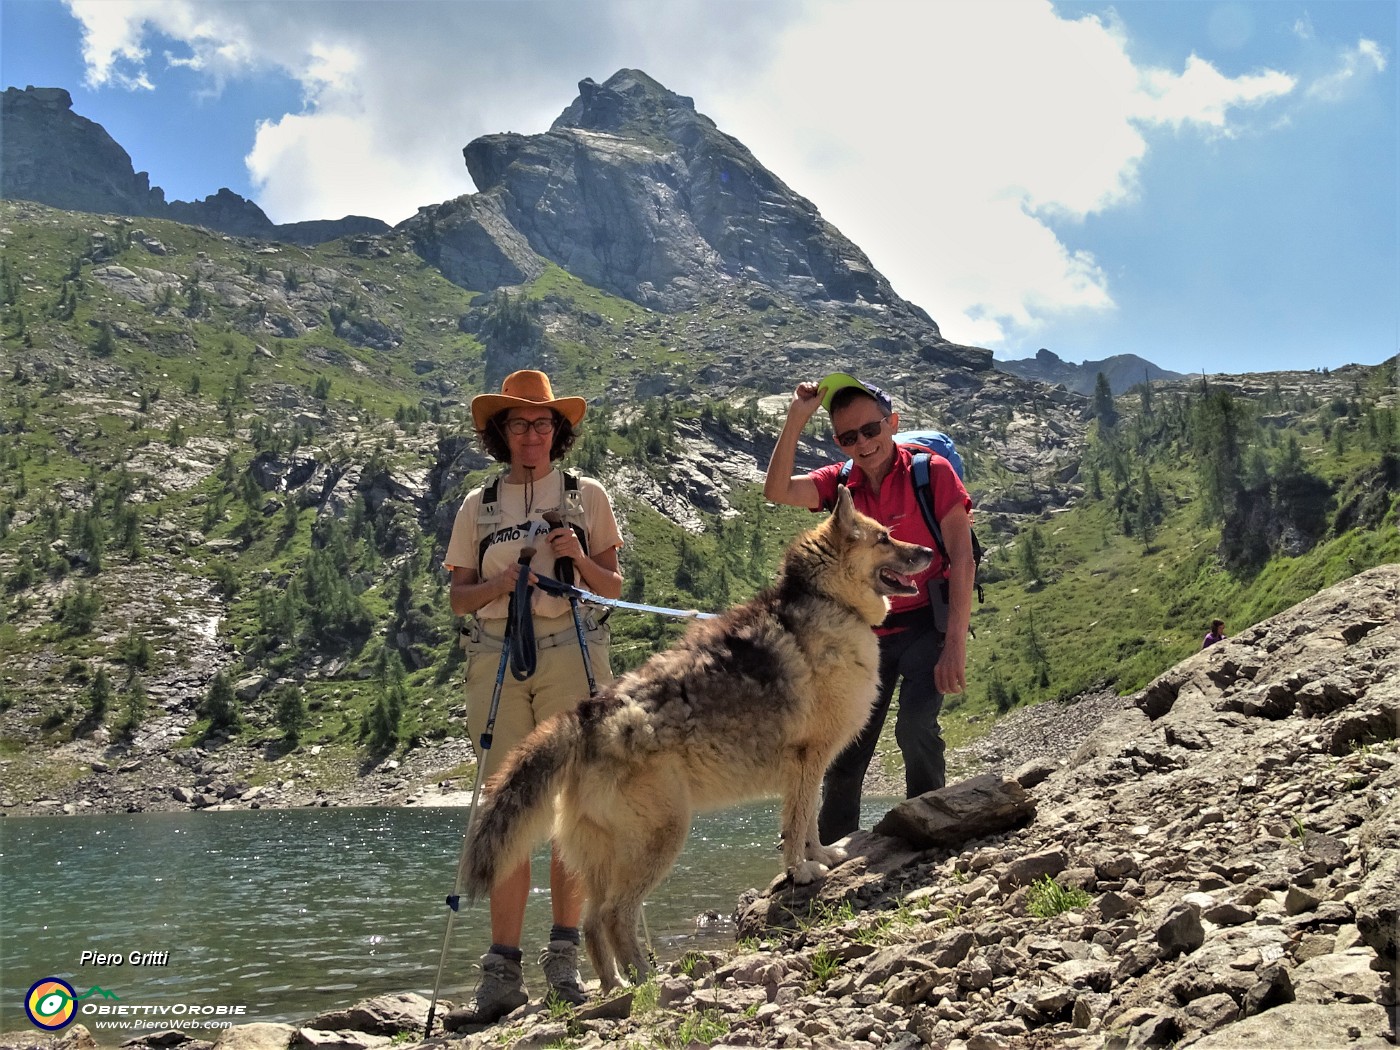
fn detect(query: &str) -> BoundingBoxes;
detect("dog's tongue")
[881,568,916,589]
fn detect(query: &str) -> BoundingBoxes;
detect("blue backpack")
[832,430,985,605]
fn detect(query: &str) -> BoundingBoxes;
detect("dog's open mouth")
[877,567,920,597]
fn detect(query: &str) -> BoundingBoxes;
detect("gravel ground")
[865,687,1131,797]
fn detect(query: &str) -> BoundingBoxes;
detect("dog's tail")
[458,711,584,898]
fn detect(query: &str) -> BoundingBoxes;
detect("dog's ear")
[831,486,860,536]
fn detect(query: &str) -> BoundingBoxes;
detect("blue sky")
[2,0,1395,377]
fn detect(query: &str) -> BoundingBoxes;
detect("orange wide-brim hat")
[470,369,587,431]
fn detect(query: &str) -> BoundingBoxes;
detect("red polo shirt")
[809,444,972,625]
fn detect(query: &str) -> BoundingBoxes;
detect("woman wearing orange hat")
[443,369,623,1022]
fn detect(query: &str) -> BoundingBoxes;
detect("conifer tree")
[1190,387,1247,525]
[117,676,147,741]
[275,684,307,746]
[201,671,242,734]
[1093,373,1118,428]
[1017,525,1044,582]
[88,667,112,723]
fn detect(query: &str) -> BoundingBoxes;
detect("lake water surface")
[1,798,895,1040]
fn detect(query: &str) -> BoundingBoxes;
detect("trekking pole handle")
[543,511,576,586]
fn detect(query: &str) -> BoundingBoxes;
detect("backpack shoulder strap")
[475,474,507,575]
[913,452,985,604]
[561,470,585,520]
[911,453,950,567]
[553,470,589,584]
[559,470,588,551]
[820,460,856,512]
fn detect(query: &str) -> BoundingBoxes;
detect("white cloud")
[702,0,1294,348]
[60,0,1337,354]
[1138,54,1294,131]
[68,0,158,90]
[1307,38,1388,101]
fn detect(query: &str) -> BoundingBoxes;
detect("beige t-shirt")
[443,468,623,621]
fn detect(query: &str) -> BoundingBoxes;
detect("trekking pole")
[423,550,534,1039]
[544,512,598,698]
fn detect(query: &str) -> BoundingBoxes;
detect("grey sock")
[549,925,580,945]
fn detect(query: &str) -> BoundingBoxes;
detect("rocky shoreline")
[5,566,1396,1050]
[0,683,1129,820]
[0,733,486,817]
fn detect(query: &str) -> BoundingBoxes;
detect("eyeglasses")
[834,419,887,448]
[504,417,558,436]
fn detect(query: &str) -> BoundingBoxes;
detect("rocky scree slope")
[28,564,1395,1050]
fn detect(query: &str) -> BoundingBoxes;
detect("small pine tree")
[274,684,307,746]
[1093,373,1118,428]
[201,671,242,735]
[1017,525,1044,583]
[987,674,1016,714]
[60,582,101,635]
[117,676,148,741]
[88,667,112,723]
[1023,611,1051,685]
[91,321,117,357]
[119,628,153,670]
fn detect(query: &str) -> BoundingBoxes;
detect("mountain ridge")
[1,86,390,246]
[998,347,1186,396]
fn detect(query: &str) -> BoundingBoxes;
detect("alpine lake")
[1,797,897,1041]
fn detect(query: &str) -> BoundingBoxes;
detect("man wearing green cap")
[764,374,975,843]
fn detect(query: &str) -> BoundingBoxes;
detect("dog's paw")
[809,842,847,867]
[790,859,829,885]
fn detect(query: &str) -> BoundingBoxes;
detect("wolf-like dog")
[459,487,934,991]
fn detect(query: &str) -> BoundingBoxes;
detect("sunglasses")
[504,417,558,436]
[834,419,887,448]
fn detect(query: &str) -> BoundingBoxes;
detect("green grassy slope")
[1,198,1394,789]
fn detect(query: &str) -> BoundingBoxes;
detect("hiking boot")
[445,951,528,1028]
[538,939,587,1006]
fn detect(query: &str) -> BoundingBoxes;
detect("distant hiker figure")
[1202,619,1226,649]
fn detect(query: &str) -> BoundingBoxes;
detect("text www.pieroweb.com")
[80,1003,247,1031]
[92,1019,234,1032]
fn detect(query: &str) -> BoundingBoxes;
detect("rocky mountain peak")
[10,84,74,109]
[167,186,276,237]
[552,68,708,140]
[430,66,952,346]
[2,84,167,217]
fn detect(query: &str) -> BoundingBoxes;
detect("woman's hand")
[545,526,587,565]
[493,560,532,598]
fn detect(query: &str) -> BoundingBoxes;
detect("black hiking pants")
[818,617,945,844]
